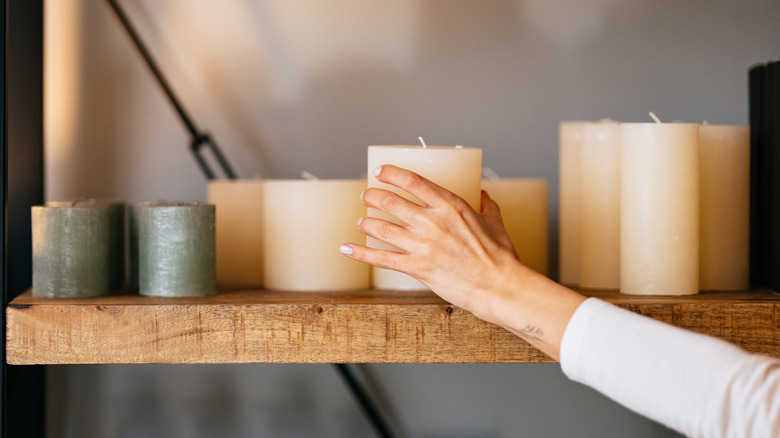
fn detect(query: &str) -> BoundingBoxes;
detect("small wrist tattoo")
[510,325,545,344]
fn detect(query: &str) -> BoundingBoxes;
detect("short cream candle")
[367,145,482,290]
[579,121,621,290]
[208,179,264,287]
[558,122,586,286]
[620,122,699,296]
[699,124,750,290]
[263,179,368,291]
[481,177,548,276]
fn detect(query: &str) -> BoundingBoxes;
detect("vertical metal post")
[3,1,45,436]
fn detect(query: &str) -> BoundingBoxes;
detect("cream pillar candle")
[367,145,482,290]
[558,122,586,286]
[699,124,750,290]
[481,177,548,276]
[32,204,111,297]
[620,122,699,296]
[263,179,368,291]
[208,179,264,287]
[579,121,621,290]
[139,202,216,297]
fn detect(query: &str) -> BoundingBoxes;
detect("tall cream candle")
[579,121,621,290]
[367,145,482,290]
[699,124,750,290]
[481,178,548,276]
[208,179,264,287]
[263,179,368,291]
[620,122,699,296]
[558,122,586,286]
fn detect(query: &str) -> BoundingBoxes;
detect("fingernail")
[373,166,383,177]
[339,245,354,255]
[360,190,365,201]
[357,217,363,227]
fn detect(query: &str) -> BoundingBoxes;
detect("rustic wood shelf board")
[6,289,780,364]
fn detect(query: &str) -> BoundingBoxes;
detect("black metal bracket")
[106,0,237,180]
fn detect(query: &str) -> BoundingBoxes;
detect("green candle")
[138,202,216,297]
[72,200,126,290]
[32,204,111,298]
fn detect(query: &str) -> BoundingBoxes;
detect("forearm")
[478,259,586,361]
[561,298,780,438]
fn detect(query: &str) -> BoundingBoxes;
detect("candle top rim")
[620,122,699,126]
[263,178,367,184]
[368,145,481,150]
[135,201,213,209]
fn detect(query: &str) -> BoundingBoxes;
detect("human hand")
[339,164,526,322]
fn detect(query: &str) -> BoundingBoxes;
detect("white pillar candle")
[579,121,621,290]
[263,179,368,291]
[367,145,482,290]
[481,178,548,276]
[208,179,264,287]
[620,123,699,296]
[699,124,750,290]
[558,122,586,286]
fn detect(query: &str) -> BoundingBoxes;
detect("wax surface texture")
[558,122,586,286]
[620,123,699,296]
[579,121,621,289]
[481,179,548,276]
[139,202,216,297]
[32,205,111,298]
[699,124,750,290]
[208,179,264,287]
[263,179,368,291]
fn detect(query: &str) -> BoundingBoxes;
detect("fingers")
[357,217,416,252]
[339,243,407,273]
[373,165,460,208]
[480,190,518,257]
[361,186,423,225]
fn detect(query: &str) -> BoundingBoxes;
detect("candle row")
[559,120,750,295]
[211,145,548,291]
[32,201,215,298]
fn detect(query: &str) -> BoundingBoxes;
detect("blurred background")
[44,0,779,436]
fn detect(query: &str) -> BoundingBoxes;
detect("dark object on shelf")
[749,61,780,292]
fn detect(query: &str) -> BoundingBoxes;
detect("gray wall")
[45,0,779,436]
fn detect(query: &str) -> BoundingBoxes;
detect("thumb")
[480,190,517,256]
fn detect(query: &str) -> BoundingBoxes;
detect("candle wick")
[418,137,427,149]
[301,171,319,181]
[648,112,662,124]
[483,167,501,181]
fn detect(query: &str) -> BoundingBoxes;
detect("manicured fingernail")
[357,217,364,227]
[373,166,383,177]
[339,245,354,255]
[360,190,365,201]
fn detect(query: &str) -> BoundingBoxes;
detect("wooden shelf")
[6,288,780,365]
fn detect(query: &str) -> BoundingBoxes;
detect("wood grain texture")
[6,289,780,364]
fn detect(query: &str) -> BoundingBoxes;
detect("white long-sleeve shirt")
[560,298,780,438]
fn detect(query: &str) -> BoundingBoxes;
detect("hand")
[340,165,585,361]
[339,165,524,321]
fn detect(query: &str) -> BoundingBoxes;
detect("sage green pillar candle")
[32,204,111,298]
[138,202,216,297]
[73,199,126,290]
